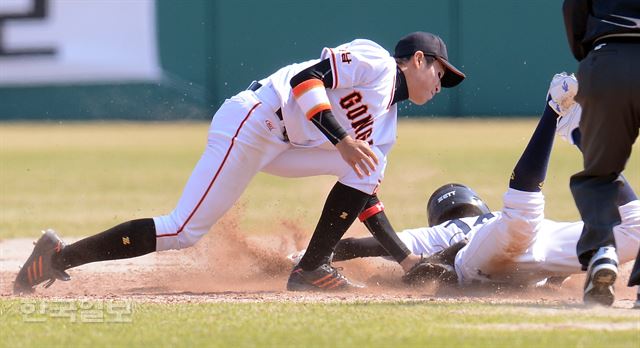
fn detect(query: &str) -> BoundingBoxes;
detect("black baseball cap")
[394,32,465,88]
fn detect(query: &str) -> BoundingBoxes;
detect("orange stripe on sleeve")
[306,103,332,119]
[292,79,325,98]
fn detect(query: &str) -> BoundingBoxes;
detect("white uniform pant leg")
[535,200,640,276]
[261,143,391,194]
[613,200,640,263]
[454,188,545,284]
[154,92,288,251]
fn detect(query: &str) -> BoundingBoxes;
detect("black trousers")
[570,42,640,271]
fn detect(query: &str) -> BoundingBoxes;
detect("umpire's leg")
[571,42,640,269]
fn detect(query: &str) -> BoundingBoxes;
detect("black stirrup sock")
[297,182,369,271]
[52,218,157,270]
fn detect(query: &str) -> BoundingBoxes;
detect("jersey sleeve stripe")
[328,48,338,89]
[292,79,325,98]
[292,78,332,120]
[306,103,332,119]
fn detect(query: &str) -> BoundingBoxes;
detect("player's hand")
[335,136,379,178]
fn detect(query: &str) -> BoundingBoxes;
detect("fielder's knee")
[153,214,209,251]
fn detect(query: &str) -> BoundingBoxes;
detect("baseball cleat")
[547,73,581,145]
[555,103,581,145]
[13,229,71,294]
[583,247,618,306]
[547,72,578,117]
[286,263,364,291]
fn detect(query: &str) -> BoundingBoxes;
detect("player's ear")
[413,51,425,68]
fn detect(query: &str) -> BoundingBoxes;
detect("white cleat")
[583,247,618,306]
[548,73,581,145]
[556,103,581,145]
[547,72,578,117]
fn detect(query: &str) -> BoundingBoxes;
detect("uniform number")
[444,213,495,235]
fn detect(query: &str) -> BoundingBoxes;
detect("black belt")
[247,81,283,121]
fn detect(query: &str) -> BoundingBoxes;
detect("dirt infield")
[1,216,637,308]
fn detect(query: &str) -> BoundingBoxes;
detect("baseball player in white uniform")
[293,74,640,301]
[14,32,466,293]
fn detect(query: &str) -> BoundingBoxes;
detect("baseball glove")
[401,240,468,285]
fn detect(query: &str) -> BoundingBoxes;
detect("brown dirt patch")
[1,213,637,308]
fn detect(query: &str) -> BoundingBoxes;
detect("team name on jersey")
[339,91,373,144]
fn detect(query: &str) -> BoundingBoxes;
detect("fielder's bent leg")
[287,182,369,291]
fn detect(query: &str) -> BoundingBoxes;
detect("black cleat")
[583,247,618,306]
[14,229,70,294]
[286,263,364,291]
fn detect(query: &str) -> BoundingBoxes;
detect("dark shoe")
[583,247,618,306]
[286,263,364,291]
[402,240,467,285]
[633,288,640,309]
[14,229,71,294]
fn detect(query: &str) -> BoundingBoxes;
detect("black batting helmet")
[426,183,491,226]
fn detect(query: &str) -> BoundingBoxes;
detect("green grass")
[2,119,637,239]
[1,299,638,348]
[1,120,640,348]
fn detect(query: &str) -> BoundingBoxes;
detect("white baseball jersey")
[263,39,398,148]
[153,39,400,251]
[397,188,640,286]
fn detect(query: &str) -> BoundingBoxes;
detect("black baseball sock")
[333,237,389,261]
[359,195,411,263]
[297,182,370,271]
[509,102,557,192]
[52,218,157,270]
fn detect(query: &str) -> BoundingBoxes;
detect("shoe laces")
[322,264,347,280]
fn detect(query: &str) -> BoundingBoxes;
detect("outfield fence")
[0,0,576,120]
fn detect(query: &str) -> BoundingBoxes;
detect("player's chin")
[410,94,432,105]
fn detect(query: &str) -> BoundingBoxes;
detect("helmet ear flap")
[426,183,490,226]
